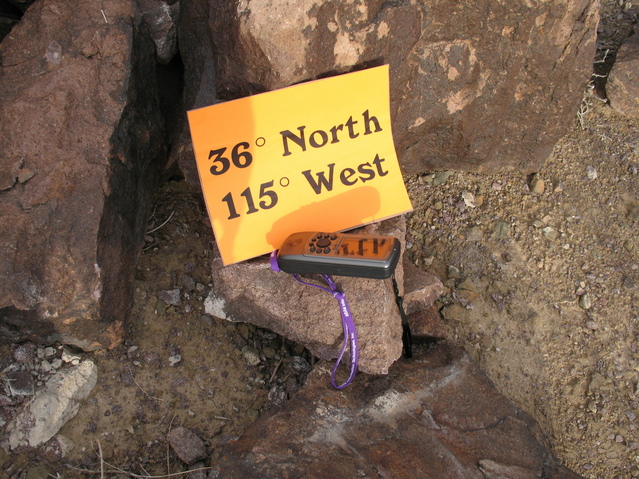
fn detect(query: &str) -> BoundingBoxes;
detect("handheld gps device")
[271,230,411,389]
[275,231,401,279]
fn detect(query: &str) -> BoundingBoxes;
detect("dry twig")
[147,211,175,234]
[127,364,164,401]
[71,441,213,479]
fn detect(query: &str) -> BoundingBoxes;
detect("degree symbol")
[280,177,290,187]
[255,137,266,147]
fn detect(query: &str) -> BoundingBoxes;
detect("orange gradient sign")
[187,65,412,265]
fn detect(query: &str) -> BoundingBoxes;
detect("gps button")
[316,237,331,248]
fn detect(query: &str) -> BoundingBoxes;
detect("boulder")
[607,29,639,117]
[0,0,166,349]
[210,342,581,479]
[177,0,598,179]
[206,217,444,375]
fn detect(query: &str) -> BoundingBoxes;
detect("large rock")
[210,342,581,478]
[206,217,443,375]
[177,0,598,179]
[0,0,166,349]
[607,28,639,117]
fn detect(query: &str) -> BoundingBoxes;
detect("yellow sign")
[187,65,412,265]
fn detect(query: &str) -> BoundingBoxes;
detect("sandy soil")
[405,99,639,478]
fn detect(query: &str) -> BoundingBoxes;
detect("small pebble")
[247,409,260,422]
[432,170,454,186]
[585,320,599,330]
[542,227,558,241]
[492,221,510,239]
[241,346,261,366]
[62,350,81,364]
[462,191,478,208]
[40,360,52,373]
[13,343,35,363]
[158,289,181,306]
[17,168,35,183]
[579,293,593,310]
[529,175,545,195]
[447,265,462,279]
[586,166,598,180]
[262,347,276,359]
[168,354,182,366]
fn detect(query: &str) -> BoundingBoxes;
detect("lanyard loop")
[271,252,359,389]
[292,274,359,389]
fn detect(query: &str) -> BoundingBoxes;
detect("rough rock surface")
[211,342,581,479]
[402,260,444,315]
[139,0,179,65]
[166,426,207,466]
[166,0,218,185]
[0,0,166,349]
[177,0,598,179]
[607,28,639,117]
[207,217,443,375]
[6,360,98,450]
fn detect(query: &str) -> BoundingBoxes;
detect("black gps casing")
[276,232,401,279]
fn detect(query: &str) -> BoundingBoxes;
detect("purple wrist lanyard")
[270,251,359,389]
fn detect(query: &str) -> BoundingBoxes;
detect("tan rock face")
[181,0,598,177]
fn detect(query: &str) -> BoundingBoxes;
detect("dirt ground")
[1,180,316,477]
[1,2,639,477]
[406,99,639,478]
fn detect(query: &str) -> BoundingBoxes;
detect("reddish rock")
[0,0,166,349]
[211,342,581,479]
[207,217,443,375]
[607,29,639,117]
[176,0,598,179]
[167,426,207,465]
[208,219,404,375]
[408,304,448,339]
[402,260,444,314]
